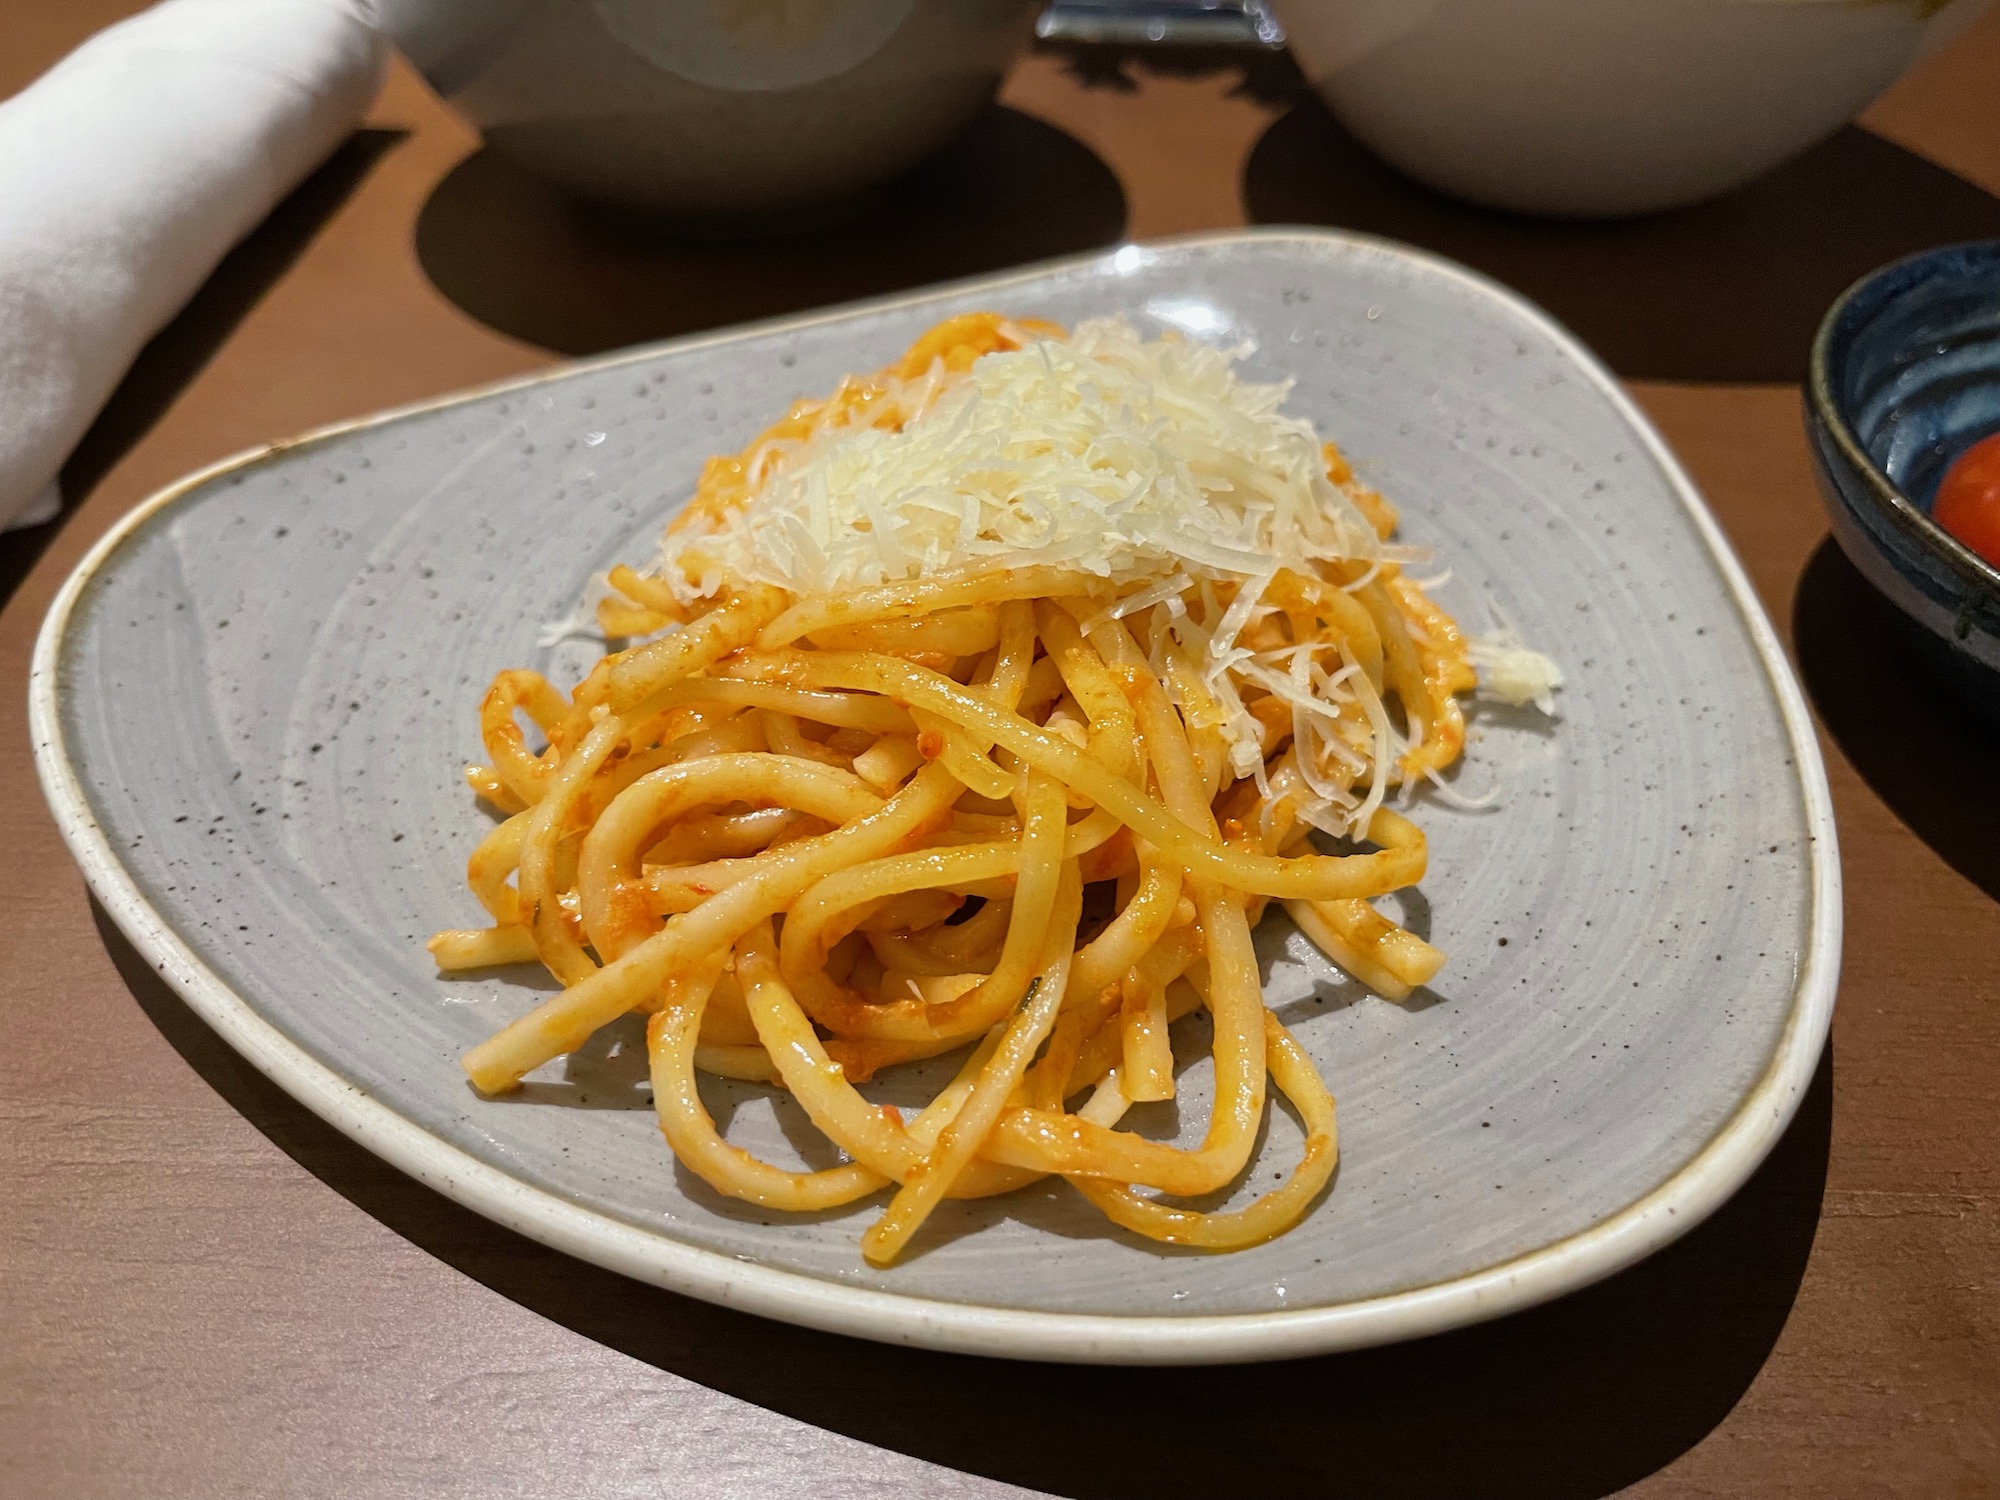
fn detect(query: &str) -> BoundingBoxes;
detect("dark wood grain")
[2,13,1996,1499]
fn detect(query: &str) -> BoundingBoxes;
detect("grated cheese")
[1469,626,1564,716]
[652,316,1557,828]
[661,316,1394,605]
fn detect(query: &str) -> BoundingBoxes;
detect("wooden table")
[4,10,1997,1497]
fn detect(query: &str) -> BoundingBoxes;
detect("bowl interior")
[1828,240,2000,516]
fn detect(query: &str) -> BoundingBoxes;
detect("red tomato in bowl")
[1934,431,2000,569]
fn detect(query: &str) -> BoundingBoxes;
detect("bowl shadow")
[1793,536,2000,901]
[415,106,1127,358]
[1244,101,2000,384]
[95,896,1831,1500]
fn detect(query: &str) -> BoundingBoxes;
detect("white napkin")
[0,0,386,529]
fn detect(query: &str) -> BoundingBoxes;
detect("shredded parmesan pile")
[653,317,1558,834]
[665,318,1406,601]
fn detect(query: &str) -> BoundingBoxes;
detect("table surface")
[4,10,1997,1499]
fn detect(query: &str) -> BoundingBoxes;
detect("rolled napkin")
[0,0,385,529]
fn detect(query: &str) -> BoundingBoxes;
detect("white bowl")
[1270,0,1991,218]
[371,0,1038,219]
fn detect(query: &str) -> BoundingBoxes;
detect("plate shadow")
[96,898,1830,1500]
[1244,102,2000,384]
[415,106,1127,358]
[1793,536,2000,902]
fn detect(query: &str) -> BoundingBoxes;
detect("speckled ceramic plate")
[33,230,1838,1364]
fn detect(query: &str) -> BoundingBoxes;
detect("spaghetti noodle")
[432,312,1550,1265]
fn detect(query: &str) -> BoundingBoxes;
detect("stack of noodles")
[432,312,1554,1267]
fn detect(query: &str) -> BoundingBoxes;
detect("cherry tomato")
[1933,430,2000,569]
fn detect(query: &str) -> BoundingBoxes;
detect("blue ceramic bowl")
[1807,240,2000,718]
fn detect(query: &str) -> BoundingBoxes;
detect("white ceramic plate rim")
[31,229,1841,1365]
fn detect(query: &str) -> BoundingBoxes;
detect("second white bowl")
[1272,0,1990,218]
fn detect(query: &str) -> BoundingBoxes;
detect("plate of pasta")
[33,230,1838,1363]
